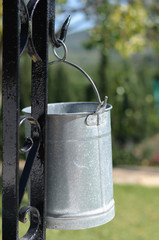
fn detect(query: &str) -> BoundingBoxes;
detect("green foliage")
[57,0,67,4]
[20,55,32,110]
[1,0,159,167]
[85,1,148,57]
[139,0,159,53]
[48,64,73,103]
[9,48,159,167]
[109,55,159,143]
[85,50,159,165]
[0,110,2,160]
[82,0,159,166]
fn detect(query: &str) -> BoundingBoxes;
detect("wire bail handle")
[49,39,108,112]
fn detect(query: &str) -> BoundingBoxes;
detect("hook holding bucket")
[49,39,109,111]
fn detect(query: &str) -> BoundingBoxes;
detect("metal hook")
[49,0,71,48]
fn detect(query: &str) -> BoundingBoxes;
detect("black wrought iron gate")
[2,0,69,239]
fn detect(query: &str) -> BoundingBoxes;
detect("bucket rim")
[22,102,112,116]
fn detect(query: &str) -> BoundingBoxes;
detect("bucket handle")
[49,40,108,112]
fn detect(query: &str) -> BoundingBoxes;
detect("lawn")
[1,183,159,240]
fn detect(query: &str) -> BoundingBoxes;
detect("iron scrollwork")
[20,0,71,61]
[20,0,41,61]
[19,206,41,240]
[19,116,41,240]
[18,1,71,239]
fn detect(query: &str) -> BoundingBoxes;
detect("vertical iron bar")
[30,0,48,239]
[2,0,20,239]
[49,0,56,44]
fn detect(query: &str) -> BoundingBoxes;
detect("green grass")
[46,185,159,240]
[1,183,159,240]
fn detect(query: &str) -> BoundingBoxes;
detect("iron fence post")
[2,0,20,239]
[2,0,49,239]
[30,0,48,239]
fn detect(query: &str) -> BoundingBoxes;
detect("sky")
[56,0,127,34]
[56,0,95,34]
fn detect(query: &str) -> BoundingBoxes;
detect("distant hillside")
[66,31,89,50]
[49,31,99,66]
[65,31,100,66]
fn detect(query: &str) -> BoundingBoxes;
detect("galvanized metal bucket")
[23,100,114,230]
[22,58,115,230]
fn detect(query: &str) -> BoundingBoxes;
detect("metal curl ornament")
[18,116,41,239]
[19,206,41,240]
[20,0,41,61]
[19,116,41,206]
[20,0,71,62]
[20,0,29,55]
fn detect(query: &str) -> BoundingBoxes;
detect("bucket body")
[23,102,114,230]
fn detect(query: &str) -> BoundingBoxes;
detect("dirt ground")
[113,166,159,187]
[1,163,159,187]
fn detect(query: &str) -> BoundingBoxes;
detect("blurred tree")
[82,0,159,153]
[48,64,72,103]
[144,0,159,57]
[127,0,159,51]
[0,0,159,165]
[84,0,148,97]
[20,55,32,109]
